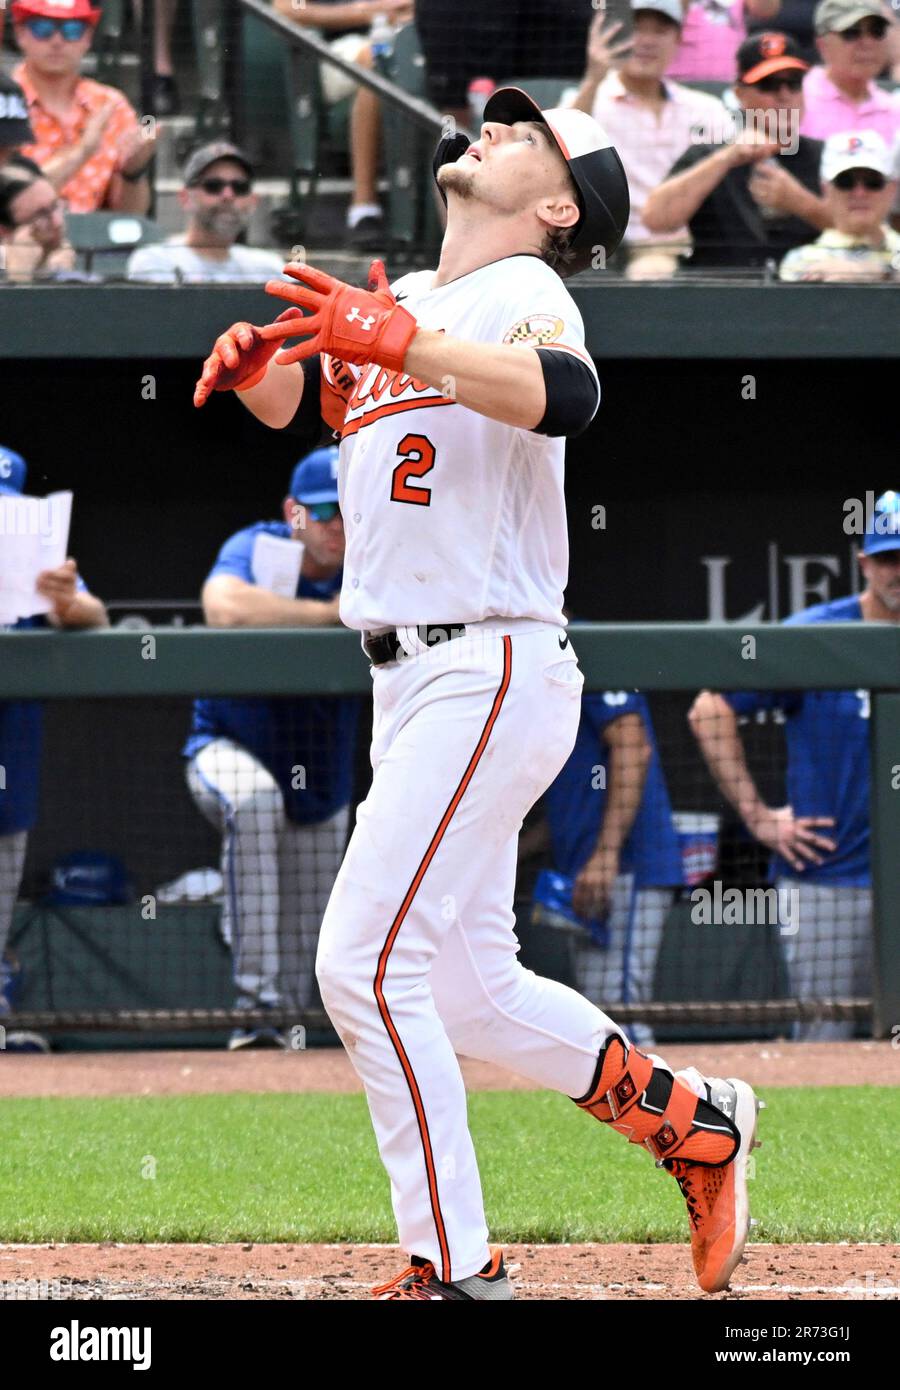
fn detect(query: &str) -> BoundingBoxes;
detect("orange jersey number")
[390,433,435,507]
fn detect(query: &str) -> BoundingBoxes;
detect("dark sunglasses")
[303,501,341,523]
[754,71,804,92]
[833,168,887,190]
[195,177,252,196]
[23,16,91,39]
[838,18,889,39]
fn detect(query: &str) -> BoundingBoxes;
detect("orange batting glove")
[193,308,304,408]
[261,259,418,371]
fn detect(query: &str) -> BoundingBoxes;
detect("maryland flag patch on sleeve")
[503,315,565,347]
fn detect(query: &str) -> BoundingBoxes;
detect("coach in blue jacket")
[183,447,360,1048]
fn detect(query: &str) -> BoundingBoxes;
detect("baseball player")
[0,446,108,1052]
[195,89,762,1299]
[536,688,683,1050]
[183,448,360,1048]
[689,491,900,1041]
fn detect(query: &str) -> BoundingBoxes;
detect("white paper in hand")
[251,530,303,597]
[0,490,73,623]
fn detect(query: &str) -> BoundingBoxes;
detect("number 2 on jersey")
[390,433,434,506]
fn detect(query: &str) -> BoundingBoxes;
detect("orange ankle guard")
[574,1036,738,1167]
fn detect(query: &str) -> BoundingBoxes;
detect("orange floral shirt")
[14,64,140,213]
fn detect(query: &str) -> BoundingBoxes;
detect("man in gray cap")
[127,141,288,283]
[801,0,900,145]
[0,72,35,166]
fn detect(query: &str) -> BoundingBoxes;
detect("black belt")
[364,624,467,666]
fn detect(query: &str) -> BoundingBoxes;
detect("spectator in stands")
[643,32,829,268]
[571,1,733,277]
[273,0,413,249]
[11,0,156,214]
[801,0,900,144]
[183,448,360,1049]
[0,446,109,1054]
[780,128,899,276]
[0,155,75,280]
[669,0,783,83]
[688,492,900,1040]
[127,142,286,283]
[522,687,683,1050]
[0,72,35,166]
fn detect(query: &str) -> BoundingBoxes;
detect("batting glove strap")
[327,289,418,372]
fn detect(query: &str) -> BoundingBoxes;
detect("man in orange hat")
[12,0,156,214]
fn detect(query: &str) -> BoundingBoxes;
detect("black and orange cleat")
[372,1247,513,1301]
[665,1077,764,1294]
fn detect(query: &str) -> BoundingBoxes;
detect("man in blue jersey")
[183,447,360,1048]
[688,492,900,1040]
[530,689,683,1049]
[0,445,108,1052]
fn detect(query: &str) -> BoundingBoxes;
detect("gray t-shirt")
[126,241,287,283]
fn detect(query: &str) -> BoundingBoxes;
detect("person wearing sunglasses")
[644,31,830,267]
[0,155,75,280]
[780,128,899,276]
[801,0,900,145]
[127,142,289,284]
[183,447,359,1050]
[10,0,156,215]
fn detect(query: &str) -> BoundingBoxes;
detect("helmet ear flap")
[432,134,472,205]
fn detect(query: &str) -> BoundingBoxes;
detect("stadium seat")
[64,212,165,277]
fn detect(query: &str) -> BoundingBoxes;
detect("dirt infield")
[2,1042,896,1301]
[1,1039,897,1098]
[2,1241,898,1301]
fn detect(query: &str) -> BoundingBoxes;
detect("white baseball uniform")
[313,255,678,1282]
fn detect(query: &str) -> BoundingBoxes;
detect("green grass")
[0,1088,896,1243]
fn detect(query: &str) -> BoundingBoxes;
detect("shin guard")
[574,1035,739,1167]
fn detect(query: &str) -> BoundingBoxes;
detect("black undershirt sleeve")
[533,348,600,438]
[281,356,335,450]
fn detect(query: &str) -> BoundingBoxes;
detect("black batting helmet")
[433,86,630,276]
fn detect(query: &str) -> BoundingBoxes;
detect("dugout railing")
[2,622,898,1044]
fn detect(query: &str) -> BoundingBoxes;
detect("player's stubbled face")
[438,120,577,226]
[861,551,900,612]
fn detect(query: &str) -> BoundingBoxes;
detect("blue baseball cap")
[289,446,339,505]
[0,445,26,496]
[863,491,900,555]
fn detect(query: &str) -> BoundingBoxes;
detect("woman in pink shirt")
[668,0,782,80]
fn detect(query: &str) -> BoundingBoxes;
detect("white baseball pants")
[186,739,349,1011]
[316,622,638,1283]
